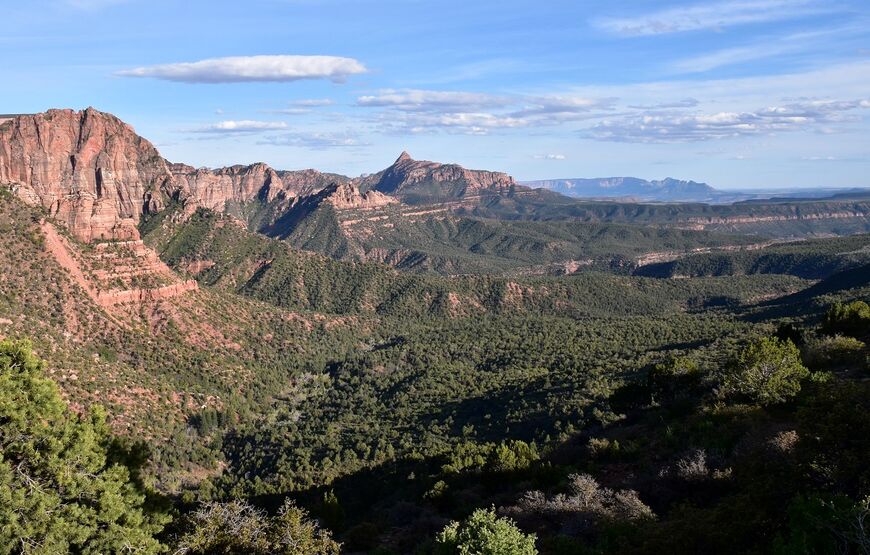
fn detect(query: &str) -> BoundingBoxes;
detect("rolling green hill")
[635,234,870,279]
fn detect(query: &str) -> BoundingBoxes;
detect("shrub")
[504,473,654,535]
[487,440,540,473]
[434,507,537,555]
[649,356,702,403]
[803,335,866,369]
[675,449,709,481]
[176,498,341,555]
[724,337,809,405]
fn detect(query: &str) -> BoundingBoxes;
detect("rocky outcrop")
[40,220,197,309]
[170,163,344,211]
[357,151,516,201]
[679,211,870,230]
[94,280,198,306]
[0,108,176,242]
[324,181,397,209]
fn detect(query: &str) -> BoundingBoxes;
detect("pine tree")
[0,340,169,554]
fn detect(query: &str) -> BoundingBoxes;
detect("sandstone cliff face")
[170,163,343,211]
[358,151,516,199]
[0,108,175,242]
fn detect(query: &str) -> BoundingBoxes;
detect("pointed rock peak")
[396,151,413,163]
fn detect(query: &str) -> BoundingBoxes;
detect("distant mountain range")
[522,177,870,204]
[3,108,870,277]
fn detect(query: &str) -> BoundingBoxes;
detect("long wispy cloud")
[262,98,337,115]
[669,25,866,74]
[259,131,370,149]
[117,55,367,83]
[596,0,831,36]
[357,89,512,111]
[359,88,614,135]
[190,120,289,133]
[589,99,870,142]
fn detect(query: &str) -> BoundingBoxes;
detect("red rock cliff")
[0,108,346,242]
[169,163,343,210]
[0,108,176,242]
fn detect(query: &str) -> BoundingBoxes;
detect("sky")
[2,0,870,189]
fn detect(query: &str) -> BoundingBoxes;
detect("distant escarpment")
[524,176,719,202]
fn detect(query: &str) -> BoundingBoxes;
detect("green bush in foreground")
[0,340,168,554]
[435,507,537,555]
[175,499,341,555]
[724,336,809,405]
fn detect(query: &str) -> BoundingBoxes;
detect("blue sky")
[3,0,870,188]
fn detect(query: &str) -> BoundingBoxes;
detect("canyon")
[3,107,870,283]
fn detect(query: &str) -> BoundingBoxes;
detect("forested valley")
[2,185,869,553]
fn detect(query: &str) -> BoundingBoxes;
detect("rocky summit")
[357,150,517,201]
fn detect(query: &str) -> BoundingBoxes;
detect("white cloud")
[291,98,335,107]
[262,98,337,115]
[596,0,829,36]
[357,62,870,141]
[512,95,616,119]
[359,89,614,134]
[378,111,527,136]
[259,131,369,149]
[534,153,566,160]
[588,98,869,142]
[265,108,313,115]
[117,55,367,83]
[191,120,289,133]
[357,89,511,111]
[628,98,699,109]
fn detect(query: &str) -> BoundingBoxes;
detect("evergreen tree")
[0,340,169,554]
[724,337,809,405]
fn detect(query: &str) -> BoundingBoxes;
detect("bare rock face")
[324,181,398,209]
[170,163,342,211]
[0,108,176,242]
[358,151,516,199]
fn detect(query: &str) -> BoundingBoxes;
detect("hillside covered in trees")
[2,183,870,552]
